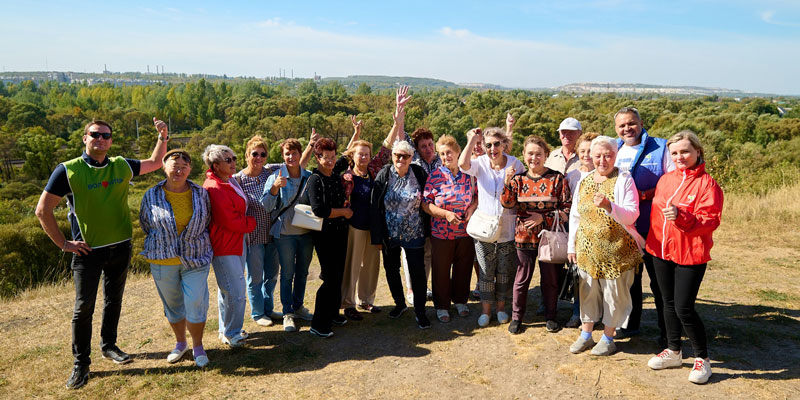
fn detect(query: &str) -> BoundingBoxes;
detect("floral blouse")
[423,166,473,240]
[384,168,424,246]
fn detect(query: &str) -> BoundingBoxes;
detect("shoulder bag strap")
[272,176,307,221]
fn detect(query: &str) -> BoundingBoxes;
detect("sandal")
[436,309,451,323]
[358,303,382,313]
[455,303,470,317]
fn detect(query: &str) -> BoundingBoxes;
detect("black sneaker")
[508,319,522,334]
[65,365,89,389]
[415,313,432,329]
[546,320,561,333]
[101,345,132,364]
[332,315,348,326]
[309,327,334,338]
[388,305,408,319]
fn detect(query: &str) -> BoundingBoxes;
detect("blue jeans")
[211,240,247,338]
[274,233,313,315]
[245,242,279,320]
[150,263,210,324]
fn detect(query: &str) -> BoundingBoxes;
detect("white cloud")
[439,27,471,38]
[761,9,800,26]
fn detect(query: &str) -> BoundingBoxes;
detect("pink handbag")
[537,212,568,263]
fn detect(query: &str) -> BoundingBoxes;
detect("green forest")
[1,77,799,298]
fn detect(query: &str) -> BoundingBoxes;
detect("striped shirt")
[139,180,213,270]
[235,165,282,245]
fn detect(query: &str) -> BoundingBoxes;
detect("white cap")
[558,117,582,132]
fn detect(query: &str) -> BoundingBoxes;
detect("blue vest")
[616,129,668,237]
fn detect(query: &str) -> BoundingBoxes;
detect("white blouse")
[461,154,524,243]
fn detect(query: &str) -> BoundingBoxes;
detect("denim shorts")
[150,262,210,324]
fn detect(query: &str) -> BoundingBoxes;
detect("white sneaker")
[688,358,712,384]
[648,349,682,370]
[219,332,247,347]
[283,314,297,332]
[478,314,490,327]
[255,317,273,327]
[166,346,190,363]
[497,311,510,324]
[294,307,314,321]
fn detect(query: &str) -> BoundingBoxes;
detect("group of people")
[35,88,723,390]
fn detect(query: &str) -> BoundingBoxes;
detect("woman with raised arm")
[422,135,475,323]
[140,149,212,367]
[340,115,395,320]
[203,145,256,348]
[459,127,524,328]
[260,136,316,332]
[501,135,571,334]
[234,135,314,328]
[567,136,643,357]
[645,130,723,385]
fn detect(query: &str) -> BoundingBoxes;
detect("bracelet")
[158,135,170,141]
[61,239,67,252]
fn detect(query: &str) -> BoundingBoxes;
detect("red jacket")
[645,163,723,265]
[203,170,256,256]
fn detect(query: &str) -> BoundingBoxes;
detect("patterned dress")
[574,170,642,279]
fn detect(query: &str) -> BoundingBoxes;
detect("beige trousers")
[578,268,635,328]
[341,226,381,308]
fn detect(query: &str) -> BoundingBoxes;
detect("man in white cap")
[544,117,582,175]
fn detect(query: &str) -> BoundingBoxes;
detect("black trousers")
[71,241,132,366]
[626,252,665,338]
[652,256,708,359]
[311,223,348,333]
[383,244,426,315]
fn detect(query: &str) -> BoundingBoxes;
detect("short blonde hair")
[202,144,234,169]
[667,130,705,163]
[436,135,461,154]
[345,140,373,159]
[245,135,268,158]
[589,136,618,156]
[576,132,600,149]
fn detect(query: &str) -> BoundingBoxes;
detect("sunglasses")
[393,153,411,160]
[223,156,237,164]
[167,153,191,163]
[251,151,267,158]
[484,142,503,149]
[88,131,112,140]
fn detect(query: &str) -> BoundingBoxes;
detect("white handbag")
[466,209,502,243]
[291,204,323,231]
[537,212,568,263]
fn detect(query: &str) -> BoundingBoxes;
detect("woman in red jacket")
[202,144,256,347]
[644,130,723,385]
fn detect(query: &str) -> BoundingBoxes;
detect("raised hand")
[466,128,483,144]
[350,115,362,135]
[273,169,287,190]
[396,85,412,108]
[153,117,168,139]
[505,165,516,185]
[506,113,516,133]
[309,128,319,145]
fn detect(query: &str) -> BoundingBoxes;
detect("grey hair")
[590,136,618,156]
[392,140,415,156]
[202,144,234,169]
[613,107,641,122]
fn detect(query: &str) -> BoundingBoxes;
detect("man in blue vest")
[35,118,168,389]
[613,107,674,344]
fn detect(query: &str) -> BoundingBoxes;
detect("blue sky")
[2,0,799,94]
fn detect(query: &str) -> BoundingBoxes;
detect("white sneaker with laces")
[688,358,712,384]
[283,314,297,332]
[255,317,273,327]
[648,349,682,370]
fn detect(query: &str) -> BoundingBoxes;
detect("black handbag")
[558,262,579,301]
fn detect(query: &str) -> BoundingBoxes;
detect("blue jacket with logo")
[616,129,668,237]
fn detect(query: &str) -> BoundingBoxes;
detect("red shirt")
[646,163,723,265]
[203,170,256,256]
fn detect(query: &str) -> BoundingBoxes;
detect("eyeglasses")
[484,142,502,149]
[88,131,112,140]
[167,153,191,163]
[393,153,411,160]
[223,156,237,164]
[251,151,267,158]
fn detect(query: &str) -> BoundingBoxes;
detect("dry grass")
[0,187,799,399]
